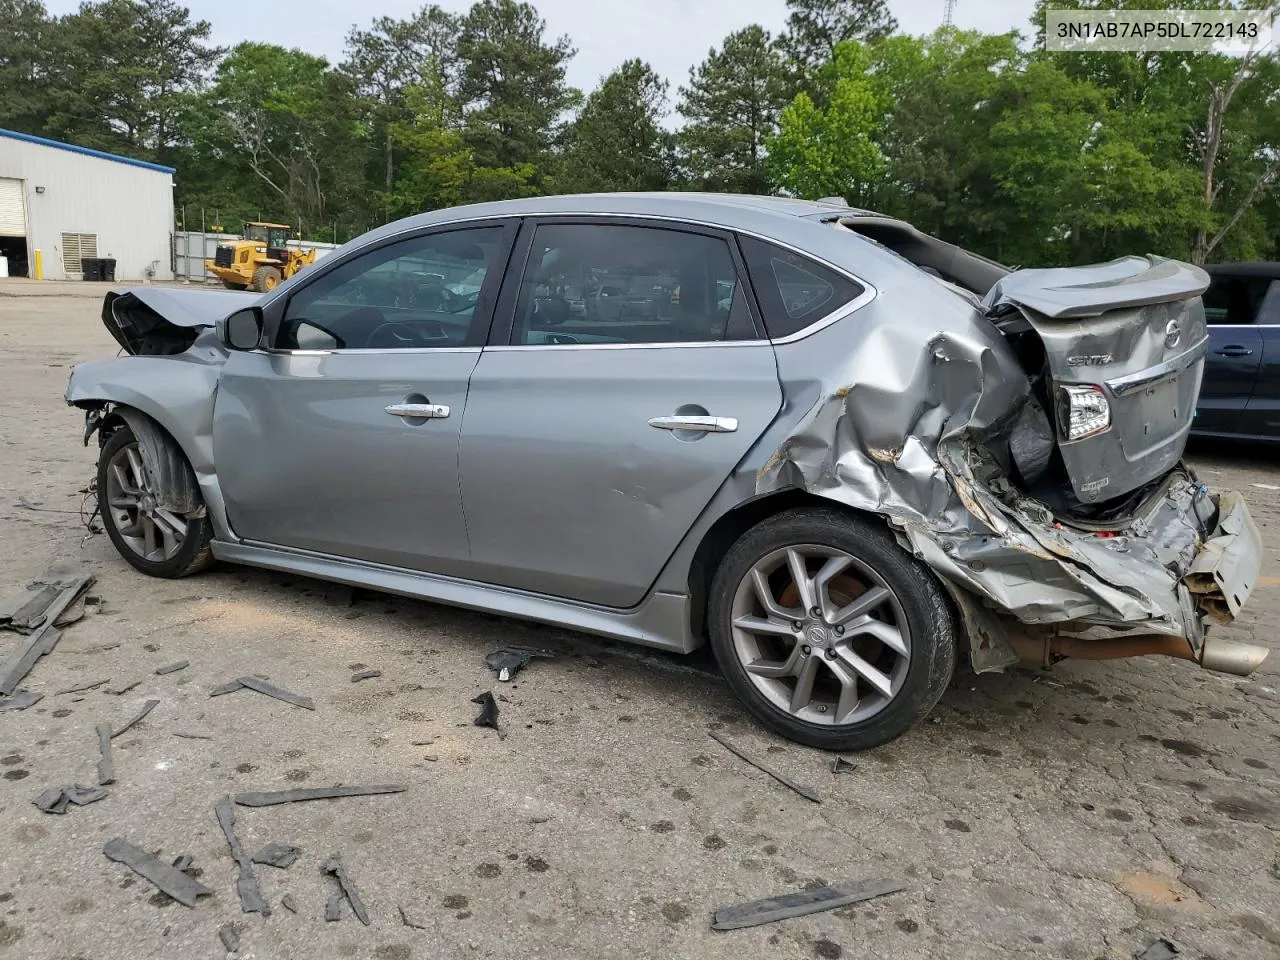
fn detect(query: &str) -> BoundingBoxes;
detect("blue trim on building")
[0,128,176,175]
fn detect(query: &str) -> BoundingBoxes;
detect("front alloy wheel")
[709,507,956,751]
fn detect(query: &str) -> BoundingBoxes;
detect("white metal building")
[0,128,175,281]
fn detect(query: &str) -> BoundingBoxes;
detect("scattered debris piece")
[215,798,271,916]
[103,838,213,907]
[53,594,89,628]
[399,904,429,930]
[472,691,504,738]
[325,891,343,922]
[322,853,370,925]
[1134,940,1180,960]
[56,678,109,695]
[709,732,820,804]
[252,842,301,869]
[173,732,213,740]
[235,676,315,711]
[171,854,194,872]
[155,660,189,676]
[112,699,160,738]
[0,690,43,711]
[33,784,107,814]
[411,739,436,746]
[711,878,905,931]
[485,646,551,682]
[281,894,298,914]
[96,723,115,785]
[104,678,142,696]
[831,757,857,774]
[1249,482,1280,491]
[0,574,93,695]
[350,669,382,682]
[210,679,245,696]
[233,784,407,807]
[218,924,240,952]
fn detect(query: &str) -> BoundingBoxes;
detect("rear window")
[1202,274,1275,325]
[739,236,864,339]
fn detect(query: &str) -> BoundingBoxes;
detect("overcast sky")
[47,0,1038,96]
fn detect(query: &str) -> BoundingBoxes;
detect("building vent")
[61,233,98,276]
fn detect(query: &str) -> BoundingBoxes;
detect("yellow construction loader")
[206,222,317,292]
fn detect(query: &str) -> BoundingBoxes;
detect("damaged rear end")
[763,224,1266,678]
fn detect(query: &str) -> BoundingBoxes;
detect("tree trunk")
[385,129,395,191]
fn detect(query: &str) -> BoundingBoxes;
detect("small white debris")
[1249,483,1280,490]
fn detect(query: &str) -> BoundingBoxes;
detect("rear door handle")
[385,403,450,419]
[1215,345,1254,357]
[648,415,738,433]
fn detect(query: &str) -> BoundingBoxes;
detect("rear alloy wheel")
[708,507,956,751]
[98,425,213,578]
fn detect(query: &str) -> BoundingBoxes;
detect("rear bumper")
[1183,490,1261,622]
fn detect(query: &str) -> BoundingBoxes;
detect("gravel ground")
[1,285,1277,960]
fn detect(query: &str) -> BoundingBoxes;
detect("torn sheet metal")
[755,255,1252,670]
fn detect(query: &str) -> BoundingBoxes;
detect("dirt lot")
[1,284,1278,960]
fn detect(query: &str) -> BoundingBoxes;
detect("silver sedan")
[66,193,1266,750]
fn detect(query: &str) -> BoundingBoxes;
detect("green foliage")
[677,25,791,194]
[782,0,897,73]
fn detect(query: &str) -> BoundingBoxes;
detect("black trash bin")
[81,258,102,281]
[100,259,116,282]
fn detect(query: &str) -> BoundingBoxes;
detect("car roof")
[1204,262,1280,278]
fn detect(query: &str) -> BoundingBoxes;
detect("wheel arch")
[94,406,203,515]
[686,489,892,642]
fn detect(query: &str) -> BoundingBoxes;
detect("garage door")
[0,178,25,237]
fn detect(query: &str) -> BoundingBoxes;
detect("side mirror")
[218,307,264,351]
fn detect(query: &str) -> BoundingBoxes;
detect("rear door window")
[1202,275,1276,326]
[739,236,865,340]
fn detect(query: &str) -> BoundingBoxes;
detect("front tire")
[251,265,282,292]
[98,425,214,578]
[708,507,956,751]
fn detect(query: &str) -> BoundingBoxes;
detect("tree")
[558,59,673,193]
[342,5,460,192]
[782,0,897,73]
[456,0,579,172]
[767,43,886,203]
[0,0,54,135]
[677,25,790,194]
[47,0,220,162]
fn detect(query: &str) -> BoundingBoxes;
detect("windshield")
[243,224,268,243]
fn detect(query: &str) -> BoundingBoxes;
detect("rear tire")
[251,265,282,292]
[98,425,214,579]
[708,507,956,751]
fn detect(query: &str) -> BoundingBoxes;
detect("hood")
[983,256,1209,320]
[103,287,257,355]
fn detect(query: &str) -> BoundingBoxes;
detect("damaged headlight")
[1058,384,1111,440]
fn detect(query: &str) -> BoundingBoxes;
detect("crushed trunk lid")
[984,256,1209,505]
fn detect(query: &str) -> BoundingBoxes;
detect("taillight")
[1058,384,1111,440]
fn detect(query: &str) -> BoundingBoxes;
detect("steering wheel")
[366,321,431,349]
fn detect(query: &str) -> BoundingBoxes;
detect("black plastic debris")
[322,853,370,925]
[104,678,141,696]
[56,678,109,695]
[0,690,42,711]
[155,660,189,676]
[485,646,551,682]
[215,798,271,916]
[230,676,315,711]
[325,891,343,922]
[171,854,194,872]
[33,784,107,814]
[830,757,857,774]
[233,784,407,807]
[472,691,504,738]
[350,669,382,682]
[281,893,299,914]
[252,842,301,869]
[218,924,240,952]
[1134,940,1180,960]
[96,723,115,785]
[711,878,905,931]
[112,699,160,738]
[709,732,820,804]
[0,574,93,695]
[103,838,213,907]
[173,731,213,740]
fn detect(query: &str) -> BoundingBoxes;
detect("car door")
[212,220,516,574]
[457,218,783,608]
[1238,277,1280,438]
[1196,271,1266,435]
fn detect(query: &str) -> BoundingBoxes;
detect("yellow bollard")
[33,249,42,281]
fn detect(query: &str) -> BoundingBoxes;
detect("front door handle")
[1215,345,1254,357]
[385,402,450,419]
[648,415,738,433]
